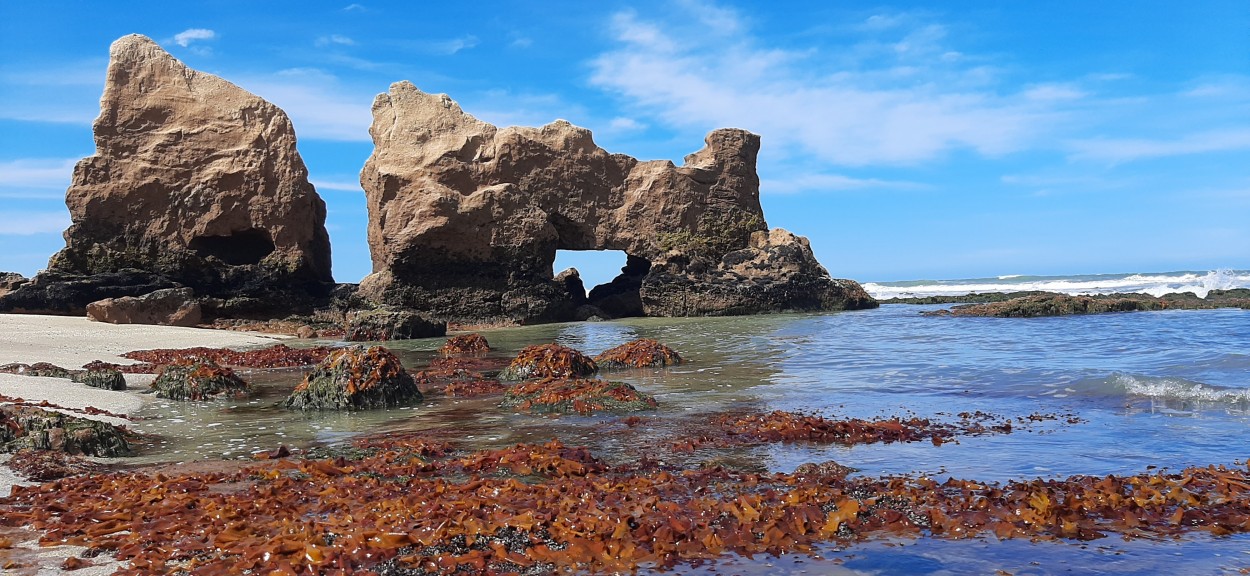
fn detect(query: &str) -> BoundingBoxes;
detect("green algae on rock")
[501,377,658,415]
[151,358,249,401]
[498,344,598,381]
[593,338,683,370]
[283,345,422,410]
[71,367,127,391]
[0,404,130,457]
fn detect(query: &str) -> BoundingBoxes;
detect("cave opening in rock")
[553,250,651,319]
[189,228,276,266]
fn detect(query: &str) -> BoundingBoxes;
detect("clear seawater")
[129,302,1250,574]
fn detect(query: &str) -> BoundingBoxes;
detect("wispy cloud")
[431,35,479,55]
[1068,129,1250,164]
[342,3,366,12]
[761,173,926,195]
[238,70,373,141]
[0,158,77,192]
[0,210,70,235]
[311,179,363,193]
[173,28,216,48]
[607,117,646,132]
[316,34,356,47]
[589,8,1064,167]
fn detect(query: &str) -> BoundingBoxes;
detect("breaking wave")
[865,269,1250,300]
[1108,373,1250,406]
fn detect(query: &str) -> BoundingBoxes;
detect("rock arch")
[359,82,876,325]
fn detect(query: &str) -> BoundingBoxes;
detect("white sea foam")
[1111,373,1250,405]
[866,268,1250,299]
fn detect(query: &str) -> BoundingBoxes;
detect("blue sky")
[1,1,1247,288]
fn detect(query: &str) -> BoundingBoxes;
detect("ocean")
[129,269,1250,574]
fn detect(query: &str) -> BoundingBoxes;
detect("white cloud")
[607,117,646,132]
[0,210,70,235]
[1068,129,1250,163]
[173,28,216,48]
[431,35,479,55]
[241,76,373,141]
[0,158,77,190]
[311,179,363,192]
[343,3,366,12]
[760,173,926,194]
[1022,83,1087,102]
[589,8,1064,167]
[316,34,356,47]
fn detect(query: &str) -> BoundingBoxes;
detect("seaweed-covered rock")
[0,405,131,456]
[501,377,658,415]
[151,359,249,401]
[6,448,107,481]
[0,362,73,379]
[498,344,597,381]
[71,367,127,391]
[594,339,683,370]
[284,346,421,410]
[439,334,490,357]
[345,307,446,341]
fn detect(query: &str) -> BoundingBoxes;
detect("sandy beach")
[0,314,287,574]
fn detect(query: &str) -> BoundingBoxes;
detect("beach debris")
[5,449,106,481]
[501,377,658,415]
[122,344,336,369]
[593,338,683,370]
[344,307,446,341]
[283,346,421,410]
[6,435,1250,574]
[150,359,249,401]
[498,344,597,381]
[0,405,130,456]
[439,334,490,356]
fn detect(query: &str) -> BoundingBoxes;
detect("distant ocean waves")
[864,269,1250,300]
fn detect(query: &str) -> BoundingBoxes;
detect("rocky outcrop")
[0,34,332,318]
[0,272,26,298]
[924,291,1250,318]
[594,339,683,371]
[344,306,446,341]
[358,82,875,324]
[284,346,422,410]
[151,358,249,400]
[86,287,201,327]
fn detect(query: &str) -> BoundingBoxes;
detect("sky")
[1,1,1247,289]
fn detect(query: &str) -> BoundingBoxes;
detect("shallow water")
[129,304,1250,574]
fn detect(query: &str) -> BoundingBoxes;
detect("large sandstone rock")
[86,287,201,327]
[358,81,875,324]
[0,34,332,318]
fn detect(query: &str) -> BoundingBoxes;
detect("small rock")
[594,339,683,370]
[284,346,422,410]
[345,307,446,341]
[501,377,658,415]
[151,358,249,401]
[87,287,202,327]
[71,367,127,391]
[498,344,598,381]
[439,334,490,356]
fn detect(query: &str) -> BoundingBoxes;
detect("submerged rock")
[284,346,422,410]
[0,34,332,318]
[357,82,875,325]
[926,294,1173,318]
[0,405,130,457]
[594,339,683,370]
[498,344,597,381]
[345,307,446,341]
[151,359,249,401]
[439,334,491,356]
[86,287,202,327]
[500,377,658,415]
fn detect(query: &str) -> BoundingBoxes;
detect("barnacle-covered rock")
[498,344,597,381]
[71,367,127,391]
[593,339,683,370]
[151,358,249,401]
[0,405,130,457]
[501,377,657,415]
[438,333,490,356]
[284,346,421,410]
[345,307,446,341]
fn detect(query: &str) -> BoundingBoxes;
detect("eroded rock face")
[1,34,332,317]
[359,81,875,324]
[86,287,201,327]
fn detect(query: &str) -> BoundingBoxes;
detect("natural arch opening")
[189,229,275,266]
[553,250,651,319]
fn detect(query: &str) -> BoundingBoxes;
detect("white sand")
[0,313,285,367]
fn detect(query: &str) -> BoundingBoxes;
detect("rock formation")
[358,81,875,324]
[86,287,201,327]
[0,34,332,317]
